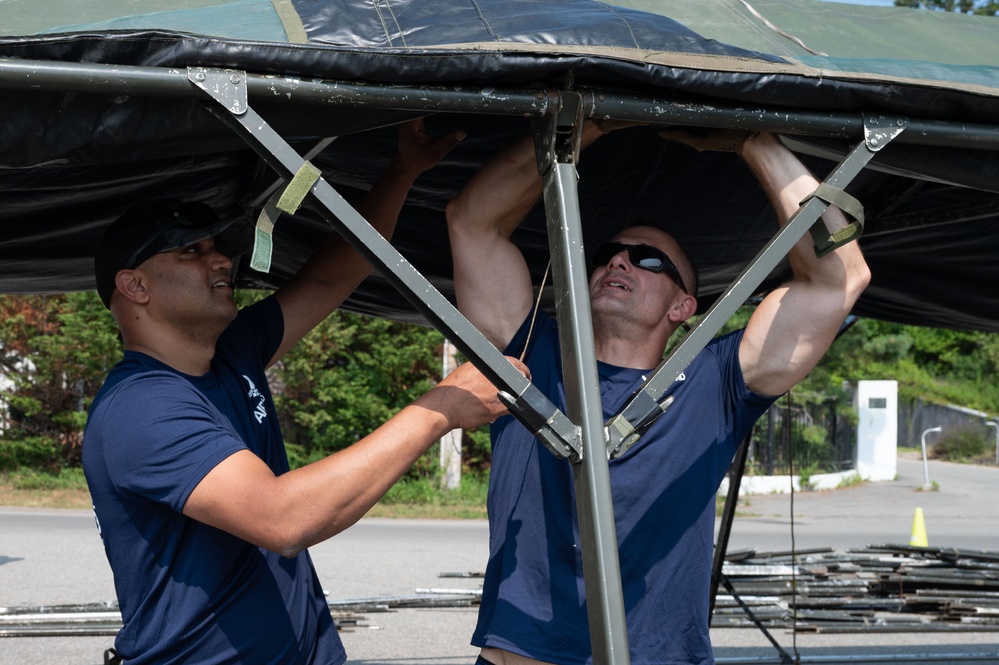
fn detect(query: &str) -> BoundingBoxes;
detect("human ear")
[114,269,150,305]
[670,293,697,323]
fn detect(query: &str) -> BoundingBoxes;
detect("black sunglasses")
[591,242,688,293]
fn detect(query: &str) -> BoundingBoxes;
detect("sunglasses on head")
[591,242,688,293]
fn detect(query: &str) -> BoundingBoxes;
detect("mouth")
[602,279,632,292]
[212,277,232,290]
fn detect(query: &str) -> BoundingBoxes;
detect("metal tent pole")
[534,90,631,664]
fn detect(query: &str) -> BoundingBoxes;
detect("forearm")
[185,390,459,557]
[738,133,870,396]
[270,119,465,366]
[448,120,605,239]
[269,157,429,365]
[184,360,516,556]
[739,133,868,292]
[271,396,455,553]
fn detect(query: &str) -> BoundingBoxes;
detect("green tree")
[269,307,440,469]
[809,318,999,412]
[894,0,999,15]
[0,292,122,470]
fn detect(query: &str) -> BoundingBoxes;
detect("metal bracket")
[863,113,909,152]
[606,395,673,459]
[498,391,581,462]
[187,67,247,116]
[532,94,584,175]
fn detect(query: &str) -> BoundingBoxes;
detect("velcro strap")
[250,161,322,273]
[277,161,322,215]
[250,192,282,273]
[801,183,865,258]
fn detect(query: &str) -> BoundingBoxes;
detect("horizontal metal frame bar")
[3,58,999,150]
[580,91,999,152]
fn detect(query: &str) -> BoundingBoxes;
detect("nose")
[209,244,233,272]
[606,247,631,270]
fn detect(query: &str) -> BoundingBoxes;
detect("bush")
[931,424,991,461]
[0,437,62,471]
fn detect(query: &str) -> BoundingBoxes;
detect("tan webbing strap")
[801,182,865,258]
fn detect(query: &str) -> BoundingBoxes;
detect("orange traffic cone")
[909,507,928,547]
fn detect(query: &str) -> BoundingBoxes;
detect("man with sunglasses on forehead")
[82,120,523,665]
[446,121,870,665]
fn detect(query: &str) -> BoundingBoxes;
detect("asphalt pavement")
[1,454,997,664]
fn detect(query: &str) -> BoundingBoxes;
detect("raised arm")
[183,357,526,557]
[269,119,464,366]
[736,132,871,397]
[446,121,606,350]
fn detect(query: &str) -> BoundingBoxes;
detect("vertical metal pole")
[920,426,941,489]
[710,431,752,619]
[537,99,630,663]
[986,421,999,466]
[766,406,776,476]
[439,339,462,490]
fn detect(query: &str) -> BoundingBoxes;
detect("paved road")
[723,454,999,553]
[1,455,997,664]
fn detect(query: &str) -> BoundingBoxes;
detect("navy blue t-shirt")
[471,311,775,665]
[83,297,342,665]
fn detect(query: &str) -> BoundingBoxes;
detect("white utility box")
[856,380,898,482]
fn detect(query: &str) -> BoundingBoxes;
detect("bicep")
[739,282,847,397]
[449,224,535,350]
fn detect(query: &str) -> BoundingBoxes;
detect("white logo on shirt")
[242,375,268,424]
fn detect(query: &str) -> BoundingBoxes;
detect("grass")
[836,472,864,489]
[0,468,491,519]
[0,468,92,509]
[372,474,490,519]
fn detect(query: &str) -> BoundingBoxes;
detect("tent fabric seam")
[269,0,307,44]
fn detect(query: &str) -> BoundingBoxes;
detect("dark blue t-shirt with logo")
[471,311,775,665]
[83,297,342,665]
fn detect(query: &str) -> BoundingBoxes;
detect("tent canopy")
[5,3,998,660]
[1,0,998,331]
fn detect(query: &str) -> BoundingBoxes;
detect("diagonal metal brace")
[188,67,581,461]
[605,116,907,458]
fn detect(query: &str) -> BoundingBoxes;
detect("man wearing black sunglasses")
[446,121,869,665]
[82,121,521,665]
